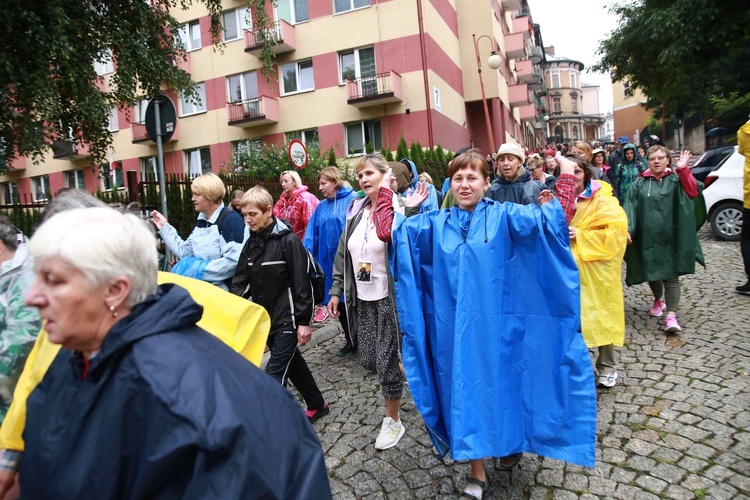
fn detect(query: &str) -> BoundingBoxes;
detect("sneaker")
[313,306,328,323]
[597,372,618,388]
[305,403,329,423]
[337,342,356,357]
[736,280,750,293]
[665,314,681,333]
[649,298,666,317]
[374,417,405,450]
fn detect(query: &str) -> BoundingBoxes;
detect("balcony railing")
[131,122,178,144]
[244,20,296,56]
[226,96,279,127]
[52,140,88,160]
[346,71,403,108]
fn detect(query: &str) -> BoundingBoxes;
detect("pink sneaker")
[665,314,681,333]
[313,306,328,323]
[649,299,666,317]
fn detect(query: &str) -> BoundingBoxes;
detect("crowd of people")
[0,121,743,498]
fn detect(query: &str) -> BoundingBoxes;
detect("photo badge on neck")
[356,261,372,282]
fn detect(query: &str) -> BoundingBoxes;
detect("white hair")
[28,207,158,308]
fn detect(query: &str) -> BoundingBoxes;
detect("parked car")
[690,145,735,182]
[703,146,743,241]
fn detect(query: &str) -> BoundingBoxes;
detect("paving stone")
[635,475,668,494]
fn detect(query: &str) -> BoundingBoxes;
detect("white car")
[703,146,744,241]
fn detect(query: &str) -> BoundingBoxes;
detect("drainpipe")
[416,0,434,148]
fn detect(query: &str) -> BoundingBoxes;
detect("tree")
[595,0,750,124]
[0,0,276,170]
[396,136,410,162]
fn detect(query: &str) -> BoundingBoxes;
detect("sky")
[527,0,621,115]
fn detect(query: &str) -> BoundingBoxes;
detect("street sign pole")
[153,96,168,220]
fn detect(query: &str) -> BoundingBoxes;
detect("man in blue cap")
[608,135,630,172]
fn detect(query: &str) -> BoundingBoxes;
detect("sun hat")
[493,143,525,162]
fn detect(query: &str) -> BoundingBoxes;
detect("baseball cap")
[618,136,629,144]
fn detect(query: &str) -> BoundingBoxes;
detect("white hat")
[494,143,525,162]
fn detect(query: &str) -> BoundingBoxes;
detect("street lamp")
[543,114,550,146]
[473,34,502,155]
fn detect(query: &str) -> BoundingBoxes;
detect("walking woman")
[273,170,319,240]
[623,147,704,332]
[327,154,407,451]
[303,167,357,354]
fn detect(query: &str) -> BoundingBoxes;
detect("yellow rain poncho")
[0,273,270,451]
[570,181,628,348]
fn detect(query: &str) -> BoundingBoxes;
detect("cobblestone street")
[298,226,749,499]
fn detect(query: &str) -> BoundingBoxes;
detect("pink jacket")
[273,186,319,240]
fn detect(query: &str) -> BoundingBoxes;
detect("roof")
[544,53,585,70]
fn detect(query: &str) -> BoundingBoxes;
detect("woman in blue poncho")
[373,150,596,499]
[303,167,357,355]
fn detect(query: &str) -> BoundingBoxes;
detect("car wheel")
[709,202,743,241]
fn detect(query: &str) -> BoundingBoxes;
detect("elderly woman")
[624,147,703,333]
[487,143,545,205]
[373,149,596,499]
[0,217,41,421]
[232,187,328,423]
[303,167,357,351]
[151,173,246,290]
[273,170,319,240]
[526,153,556,192]
[326,153,407,451]
[555,156,628,388]
[18,207,330,498]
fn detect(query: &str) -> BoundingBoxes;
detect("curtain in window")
[223,11,238,40]
[358,48,377,96]
[244,72,259,100]
[190,23,201,49]
[295,0,309,22]
[299,61,314,91]
[346,123,364,154]
[277,0,292,23]
[366,120,382,150]
[334,0,350,13]
[354,0,370,8]
[282,64,297,93]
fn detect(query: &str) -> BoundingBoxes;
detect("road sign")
[288,139,308,170]
[145,95,177,142]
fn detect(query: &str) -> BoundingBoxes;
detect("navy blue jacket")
[21,284,331,499]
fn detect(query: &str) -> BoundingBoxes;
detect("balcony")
[509,83,532,107]
[529,46,544,64]
[501,0,522,11]
[131,122,178,145]
[512,16,532,40]
[515,59,534,83]
[518,104,537,122]
[244,21,296,56]
[227,96,279,127]
[346,71,403,108]
[52,140,88,160]
[504,33,526,60]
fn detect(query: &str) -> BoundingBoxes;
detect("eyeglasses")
[649,155,668,161]
[527,166,539,171]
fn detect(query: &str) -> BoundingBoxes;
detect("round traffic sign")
[288,139,308,170]
[145,95,177,142]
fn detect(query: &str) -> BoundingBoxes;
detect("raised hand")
[379,168,393,191]
[674,150,691,169]
[538,189,555,205]
[405,181,430,208]
[555,152,576,176]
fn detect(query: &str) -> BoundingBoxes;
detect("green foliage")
[365,142,375,154]
[379,147,390,159]
[386,149,394,161]
[409,142,423,167]
[396,136,410,161]
[327,148,337,166]
[227,140,326,178]
[424,147,435,163]
[711,92,750,126]
[434,145,447,163]
[595,0,750,121]
[0,207,41,239]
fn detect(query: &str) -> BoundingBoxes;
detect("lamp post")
[543,114,550,146]
[473,34,503,155]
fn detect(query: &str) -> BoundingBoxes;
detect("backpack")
[304,250,327,305]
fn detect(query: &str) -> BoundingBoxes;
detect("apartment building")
[1,0,549,202]
[612,79,650,144]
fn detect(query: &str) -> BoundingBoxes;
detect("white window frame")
[227,71,259,104]
[285,129,319,148]
[141,156,158,179]
[433,87,441,112]
[623,81,634,99]
[178,20,202,52]
[569,70,577,89]
[135,98,149,124]
[549,70,560,89]
[180,82,207,116]
[552,96,561,113]
[64,169,86,190]
[345,119,381,156]
[280,60,314,95]
[2,182,19,205]
[338,47,375,85]
[275,0,309,24]
[32,175,51,202]
[185,147,212,176]
[232,139,263,165]
[334,0,370,15]
[222,7,250,42]
[107,106,119,132]
[94,48,114,76]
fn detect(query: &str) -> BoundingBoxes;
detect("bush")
[409,141,423,167]
[327,148,337,166]
[396,136,409,162]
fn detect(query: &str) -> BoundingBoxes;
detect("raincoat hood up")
[20,284,330,498]
[391,199,596,466]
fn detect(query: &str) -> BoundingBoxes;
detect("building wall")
[612,79,650,143]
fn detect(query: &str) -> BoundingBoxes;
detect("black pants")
[338,300,352,345]
[742,208,750,278]
[266,329,325,411]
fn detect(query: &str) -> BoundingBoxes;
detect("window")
[433,87,441,112]
[227,71,259,103]
[623,81,634,98]
[64,169,86,190]
[334,0,370,14]
[94,49,114,76]
[178,20,202,51]
[180,82,207,116]
[2,182,19,205]
[276,0,309,24]
[186,147,211,176]
[571,94,578,113]
[101,162,124,190]
[345,120,381,155]
[32,175,50,202]
[222,7,250,42]
[141,156,158,179]
[339,47,376,93]
[572,126,579,141]
[107,106,119,132]
[280,61,314,95]
[286,129,319,148]
[569,70,577,89]
[232,139,262,165]
[554,125,564,141]
[135,98,149,124]
[549,70,560,89]
[553,97,561,113]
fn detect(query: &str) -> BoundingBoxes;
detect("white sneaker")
[597,372,618,388]
[375,417,405,450]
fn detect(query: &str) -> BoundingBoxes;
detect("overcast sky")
[527,0,621,115]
